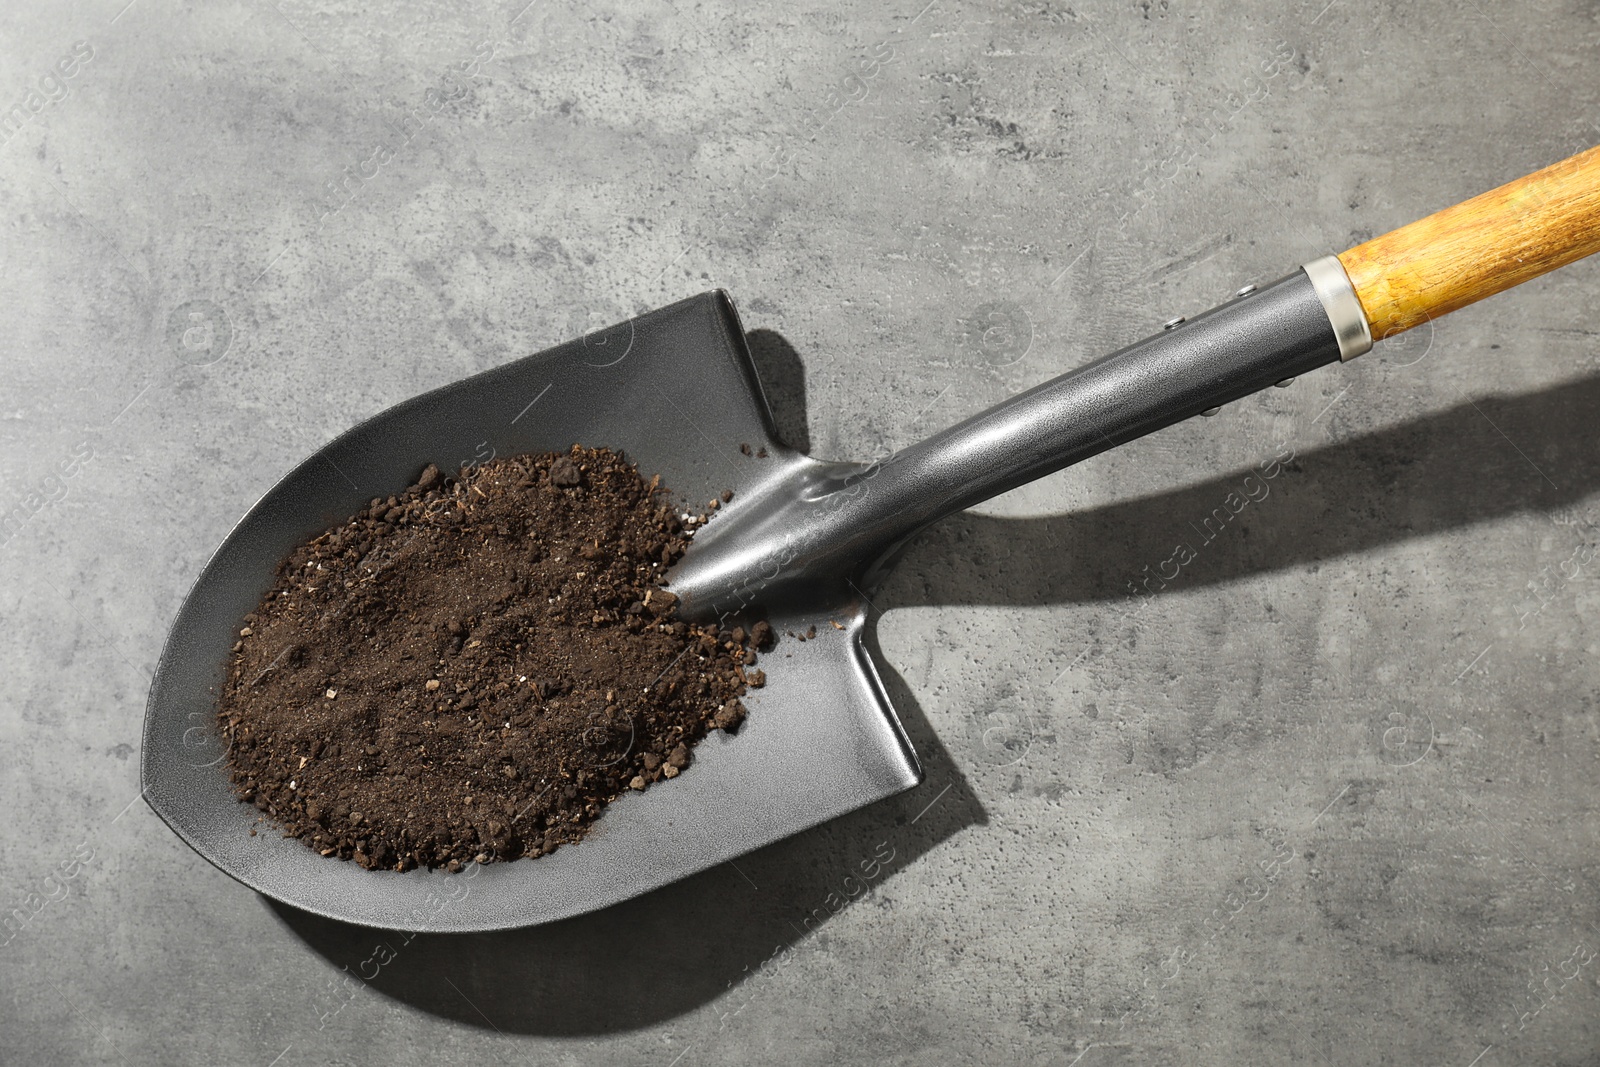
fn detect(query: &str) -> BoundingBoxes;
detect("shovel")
[143,145,1600,932]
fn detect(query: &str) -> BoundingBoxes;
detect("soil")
[216,446,771,872]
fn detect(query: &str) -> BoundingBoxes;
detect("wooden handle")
[1337,144,1600,338]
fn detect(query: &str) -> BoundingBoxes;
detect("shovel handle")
[675,146,1600,616]
[1337,144,1600,341]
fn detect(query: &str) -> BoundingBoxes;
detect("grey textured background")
[3,0,1599,1064]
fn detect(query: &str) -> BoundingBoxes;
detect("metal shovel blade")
[141,292,923,933]
[146,264,1344,931]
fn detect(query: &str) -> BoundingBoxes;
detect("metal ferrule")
[1302,254,1374,360]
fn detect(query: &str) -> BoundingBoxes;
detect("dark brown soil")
[216,446,770,872]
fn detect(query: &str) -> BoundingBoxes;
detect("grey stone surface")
[2,0,1598,1063]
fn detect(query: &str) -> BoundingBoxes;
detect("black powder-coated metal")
[671,268,1341,618]
[142,268,1340,932]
